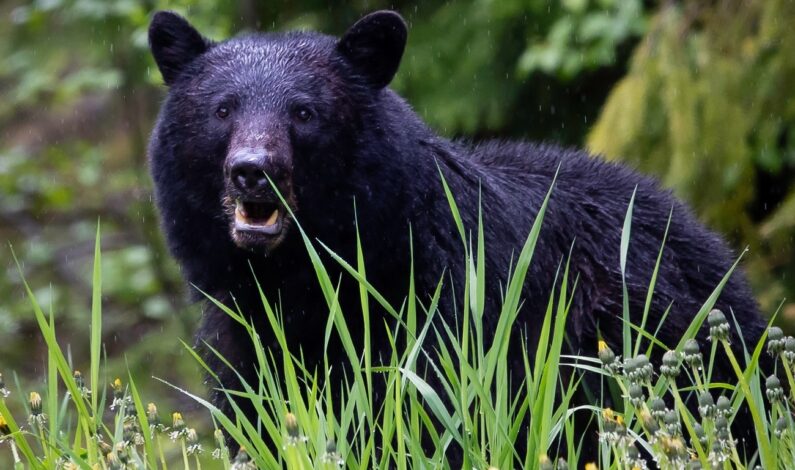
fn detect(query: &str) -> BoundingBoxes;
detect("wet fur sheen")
[148,10,768,456]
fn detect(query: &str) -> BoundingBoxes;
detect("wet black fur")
[148,10,769,460]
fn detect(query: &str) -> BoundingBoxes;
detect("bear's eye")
[294,107,313,123]
[215,106,230,120]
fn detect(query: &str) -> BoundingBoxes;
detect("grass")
[1,184,792,469]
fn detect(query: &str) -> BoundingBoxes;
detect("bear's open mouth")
[234,199,284,235]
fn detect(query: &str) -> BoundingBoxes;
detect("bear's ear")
[337,10,408,89]
[149,11,213,86]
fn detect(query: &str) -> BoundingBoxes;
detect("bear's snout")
[226,148,291,197]
[222,147,294,251]
[228,148,271,194]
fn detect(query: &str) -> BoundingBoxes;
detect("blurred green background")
[1,0,794,458]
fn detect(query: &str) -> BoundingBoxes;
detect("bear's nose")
[229,150,269,192]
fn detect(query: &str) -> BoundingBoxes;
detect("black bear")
[147,9,767,460]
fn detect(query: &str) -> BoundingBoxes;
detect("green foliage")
[1,194,790,469]
[0,227,229,468]
[587,0,795,311]
[394,0,646,135]
[517,0,646,80]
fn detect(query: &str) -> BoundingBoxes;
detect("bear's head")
[148,11,408,253]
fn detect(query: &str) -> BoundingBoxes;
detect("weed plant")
[1,187,790,469]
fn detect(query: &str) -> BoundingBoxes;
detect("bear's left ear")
[337,10,408,89]
[149,11,213,86]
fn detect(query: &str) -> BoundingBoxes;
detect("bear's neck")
[350,89,482,223]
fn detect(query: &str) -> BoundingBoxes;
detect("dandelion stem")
[691,364,705,392]
[669,381,708,464]
[155,434,167,469]
[720,339,773,466]
[10,440,21,465]
[81,416,97,467]
[181,439,191,470]
[35,422,48,461]
[780,355,795,404]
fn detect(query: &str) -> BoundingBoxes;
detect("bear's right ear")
[149,11,213,86]
[337,11,408,89]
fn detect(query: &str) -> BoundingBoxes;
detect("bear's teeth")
[265,209,279,226]
[235,200,248,218]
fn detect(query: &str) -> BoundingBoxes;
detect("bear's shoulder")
[460,139,643,186]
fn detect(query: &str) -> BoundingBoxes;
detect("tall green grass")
[1,184,791,469]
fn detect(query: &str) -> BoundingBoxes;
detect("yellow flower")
[29,391,42,415]
[147,403,158,421]
[0,412,10,435]
[172,411,185,429]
